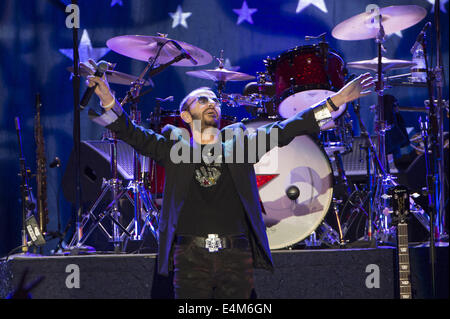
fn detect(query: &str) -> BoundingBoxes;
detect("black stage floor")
[1,245,448,299]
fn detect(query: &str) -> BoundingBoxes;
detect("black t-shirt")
[175,143,249,237]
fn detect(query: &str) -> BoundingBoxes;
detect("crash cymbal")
[67,65,153,86]
[106,35,212,66]
[332,5,427,40]
[347,57,417,72]
[186,67,255,82]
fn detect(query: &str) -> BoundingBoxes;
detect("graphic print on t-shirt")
[194,150,223,187]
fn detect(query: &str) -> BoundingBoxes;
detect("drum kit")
[68,5,446,252]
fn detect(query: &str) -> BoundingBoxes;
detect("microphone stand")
[420,17,440,298]
[15,117,36,255]
[434,0,447,241]
[68,0,89,252]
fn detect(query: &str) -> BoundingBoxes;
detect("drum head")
[245,120,334,249]
[278,89,335,119]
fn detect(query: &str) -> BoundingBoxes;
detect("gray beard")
[190,111,219,130]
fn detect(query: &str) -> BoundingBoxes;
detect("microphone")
[169,40,198,65]
[80,60,109,109]
[410,22,431,54]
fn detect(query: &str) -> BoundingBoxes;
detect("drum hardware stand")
[254,72,270,116]
[116,43,189,243]
[305,223,341,248]
[332,199,347,247]
[329,143,376,246]
[366,13,402,244]
[354,91,391,245]
[417,9,446,295]
[14,117,37,255]
[330,150,353,246]
[67,132,133,252]
[305,32,328,63]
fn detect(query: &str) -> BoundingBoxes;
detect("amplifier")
[62,140,149,205]
[330,136,399,176]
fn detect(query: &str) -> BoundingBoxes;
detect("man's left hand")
[338,72,374,104]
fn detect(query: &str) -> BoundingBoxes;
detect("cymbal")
[67,65,153,87]
[347,57,417,72]
[186,67,255,82]
[332,5,427,40]
[106,35,213,66]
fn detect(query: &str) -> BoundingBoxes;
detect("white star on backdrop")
[296,0,328,14]
[111,0,123,7]
[169,5,192,28]
[224,59,240,71]
[233,1,258,25]
[427,0,448,13]
[59,29,110,63]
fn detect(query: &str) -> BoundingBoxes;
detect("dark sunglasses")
[186,95,221,109]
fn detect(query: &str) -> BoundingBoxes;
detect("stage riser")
[0,247,447,299]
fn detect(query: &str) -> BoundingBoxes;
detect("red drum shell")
[265,45,346,119]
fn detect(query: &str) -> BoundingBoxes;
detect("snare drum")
[265,44,346,119]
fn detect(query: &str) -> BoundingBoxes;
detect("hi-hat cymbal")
[332,5,427,40]
[186,67,255,82]
[106,35,213,66]
[67,65,153,86]
[347,57,417,72]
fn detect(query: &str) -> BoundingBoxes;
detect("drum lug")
[289,78,296,87]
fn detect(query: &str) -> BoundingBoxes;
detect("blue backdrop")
[0,0,448,256]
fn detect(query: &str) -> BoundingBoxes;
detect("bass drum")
[245,118,334,249]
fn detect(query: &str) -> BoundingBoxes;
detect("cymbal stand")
[213,52,228,99]
[123,79,160,242]
[434,0,447,240]
[371,15,398,243]
[419,13,444,296]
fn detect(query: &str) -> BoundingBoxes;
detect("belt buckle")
[205,234,222,253]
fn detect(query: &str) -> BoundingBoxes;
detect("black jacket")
[102,106,321,276]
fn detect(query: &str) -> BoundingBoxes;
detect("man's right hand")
[82,59,115,109]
